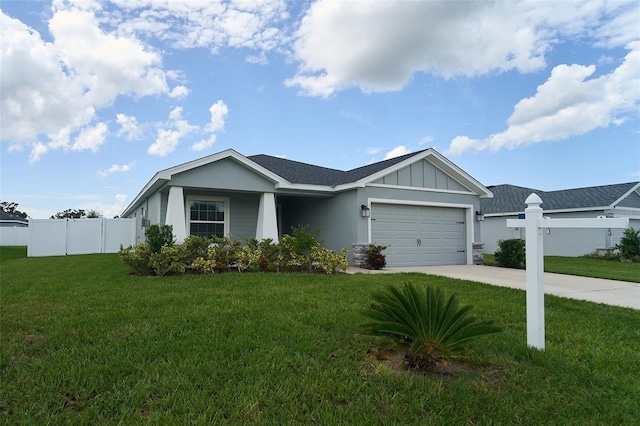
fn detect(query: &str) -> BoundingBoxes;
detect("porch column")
[256,192,279,243]
[165,186,187,244]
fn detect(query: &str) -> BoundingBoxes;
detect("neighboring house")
[0,209,29,246]
[0,209,29,227]
[121,148,493,267]
[479,182,640,256]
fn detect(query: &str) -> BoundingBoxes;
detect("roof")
[481,182,640,214]
[122,148,492,217]
[248,150,424,186]
[0,209,29,224]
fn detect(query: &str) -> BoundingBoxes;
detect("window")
[188,198,228,238]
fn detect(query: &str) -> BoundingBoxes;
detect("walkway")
[347,264,640,310]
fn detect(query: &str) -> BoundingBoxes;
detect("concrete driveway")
[347,264,640,310]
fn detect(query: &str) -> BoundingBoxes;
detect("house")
[479,182,640,256]
[121,148,493,267]
[0,208,29,246]
[0,209,28,227]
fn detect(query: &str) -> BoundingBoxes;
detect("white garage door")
[371,204,467,267]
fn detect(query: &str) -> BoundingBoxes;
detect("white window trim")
[185,195,230,238]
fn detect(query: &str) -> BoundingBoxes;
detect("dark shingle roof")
[0,209,28,223]
[248,149,427,186]
[481,182,640,214]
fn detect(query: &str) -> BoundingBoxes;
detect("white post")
[165,186,187,244]
[506,196,628,351]
[256,192,279,243]
[524,193,545,350]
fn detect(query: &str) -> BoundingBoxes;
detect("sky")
[1,0,639,219]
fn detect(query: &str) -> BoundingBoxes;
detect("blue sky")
[1,0,639,218]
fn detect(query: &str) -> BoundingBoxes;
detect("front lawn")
[1,254,638,424]
[484,253,640,282]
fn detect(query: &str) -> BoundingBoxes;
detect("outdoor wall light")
[361,204,371,218]
[475,211,484,221]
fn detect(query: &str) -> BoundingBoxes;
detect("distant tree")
[50,209,87,219]
[86,209,103,218]
[0,200,28,218]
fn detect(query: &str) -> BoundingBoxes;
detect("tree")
[0,200,28,218]
[86,209,103,218]
[50,209,87,219]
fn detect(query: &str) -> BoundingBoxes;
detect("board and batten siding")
[372,159,469,192]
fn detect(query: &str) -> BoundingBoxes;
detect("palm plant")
[362,282,501,367]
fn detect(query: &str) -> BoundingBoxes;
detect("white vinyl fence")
[0,227,30,246]
[28,218,136,257]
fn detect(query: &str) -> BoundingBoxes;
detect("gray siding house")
[479,182,640,256]
[121,148,493,267]
[0,209,28,227]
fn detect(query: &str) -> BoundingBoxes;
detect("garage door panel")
[371,204,466,267]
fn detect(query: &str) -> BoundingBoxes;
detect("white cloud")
[384,145,411,160]
[109,0,288,53]
[101,193,128,218]
[207,100,229,132]
[417,136,434,146]
[246,51,268,65]
[447,42,640,155]
[191,135,217,152]
[116,114,141,140]
[286,0,639,97]
[0,7,171,161]
[97,162,135,178]
[169,85,190,99]
[148,107,197,156]
[190,101,228,151]
[29,143,49,164]
[71,122,108,152]
[365,147,381,155]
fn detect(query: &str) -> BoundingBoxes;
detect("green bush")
[614,228,640,262]
[362,283,502,368]
[119,243,153,276]
[181,235,212,264]
[150,245,187,276]
[120,226,349,276]
[311,247,349,274]
[145,224,175,253]
[494,238,525,268]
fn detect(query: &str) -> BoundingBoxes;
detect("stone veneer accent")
[472,243,484,265]
[352,243,371,268]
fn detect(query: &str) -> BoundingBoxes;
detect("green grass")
[484,253,640,283]
[0,246,27,262]
[1,254,639,424]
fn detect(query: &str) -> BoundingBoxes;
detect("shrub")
[278,226,322,271]
[181,235,212,264]
[494,238,525,268]
[614,227,640,262]
[150,245,187,276]
[311,247,349,274]
[119,243,153,276]
[366,244,387,270]
[208,235,241,267]
[362,283,502,368]
[237,245,263,272]
[191,256,214,274]
[145,224,175,253]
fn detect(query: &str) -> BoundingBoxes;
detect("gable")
[618,188,640,208]
[371,159,470,192]
[169,157,277,192]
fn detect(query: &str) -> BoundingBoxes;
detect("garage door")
[371,204,467,267]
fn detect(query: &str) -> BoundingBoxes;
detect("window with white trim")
[188,197,228,238]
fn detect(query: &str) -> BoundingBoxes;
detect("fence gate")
[28,218,135,257]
